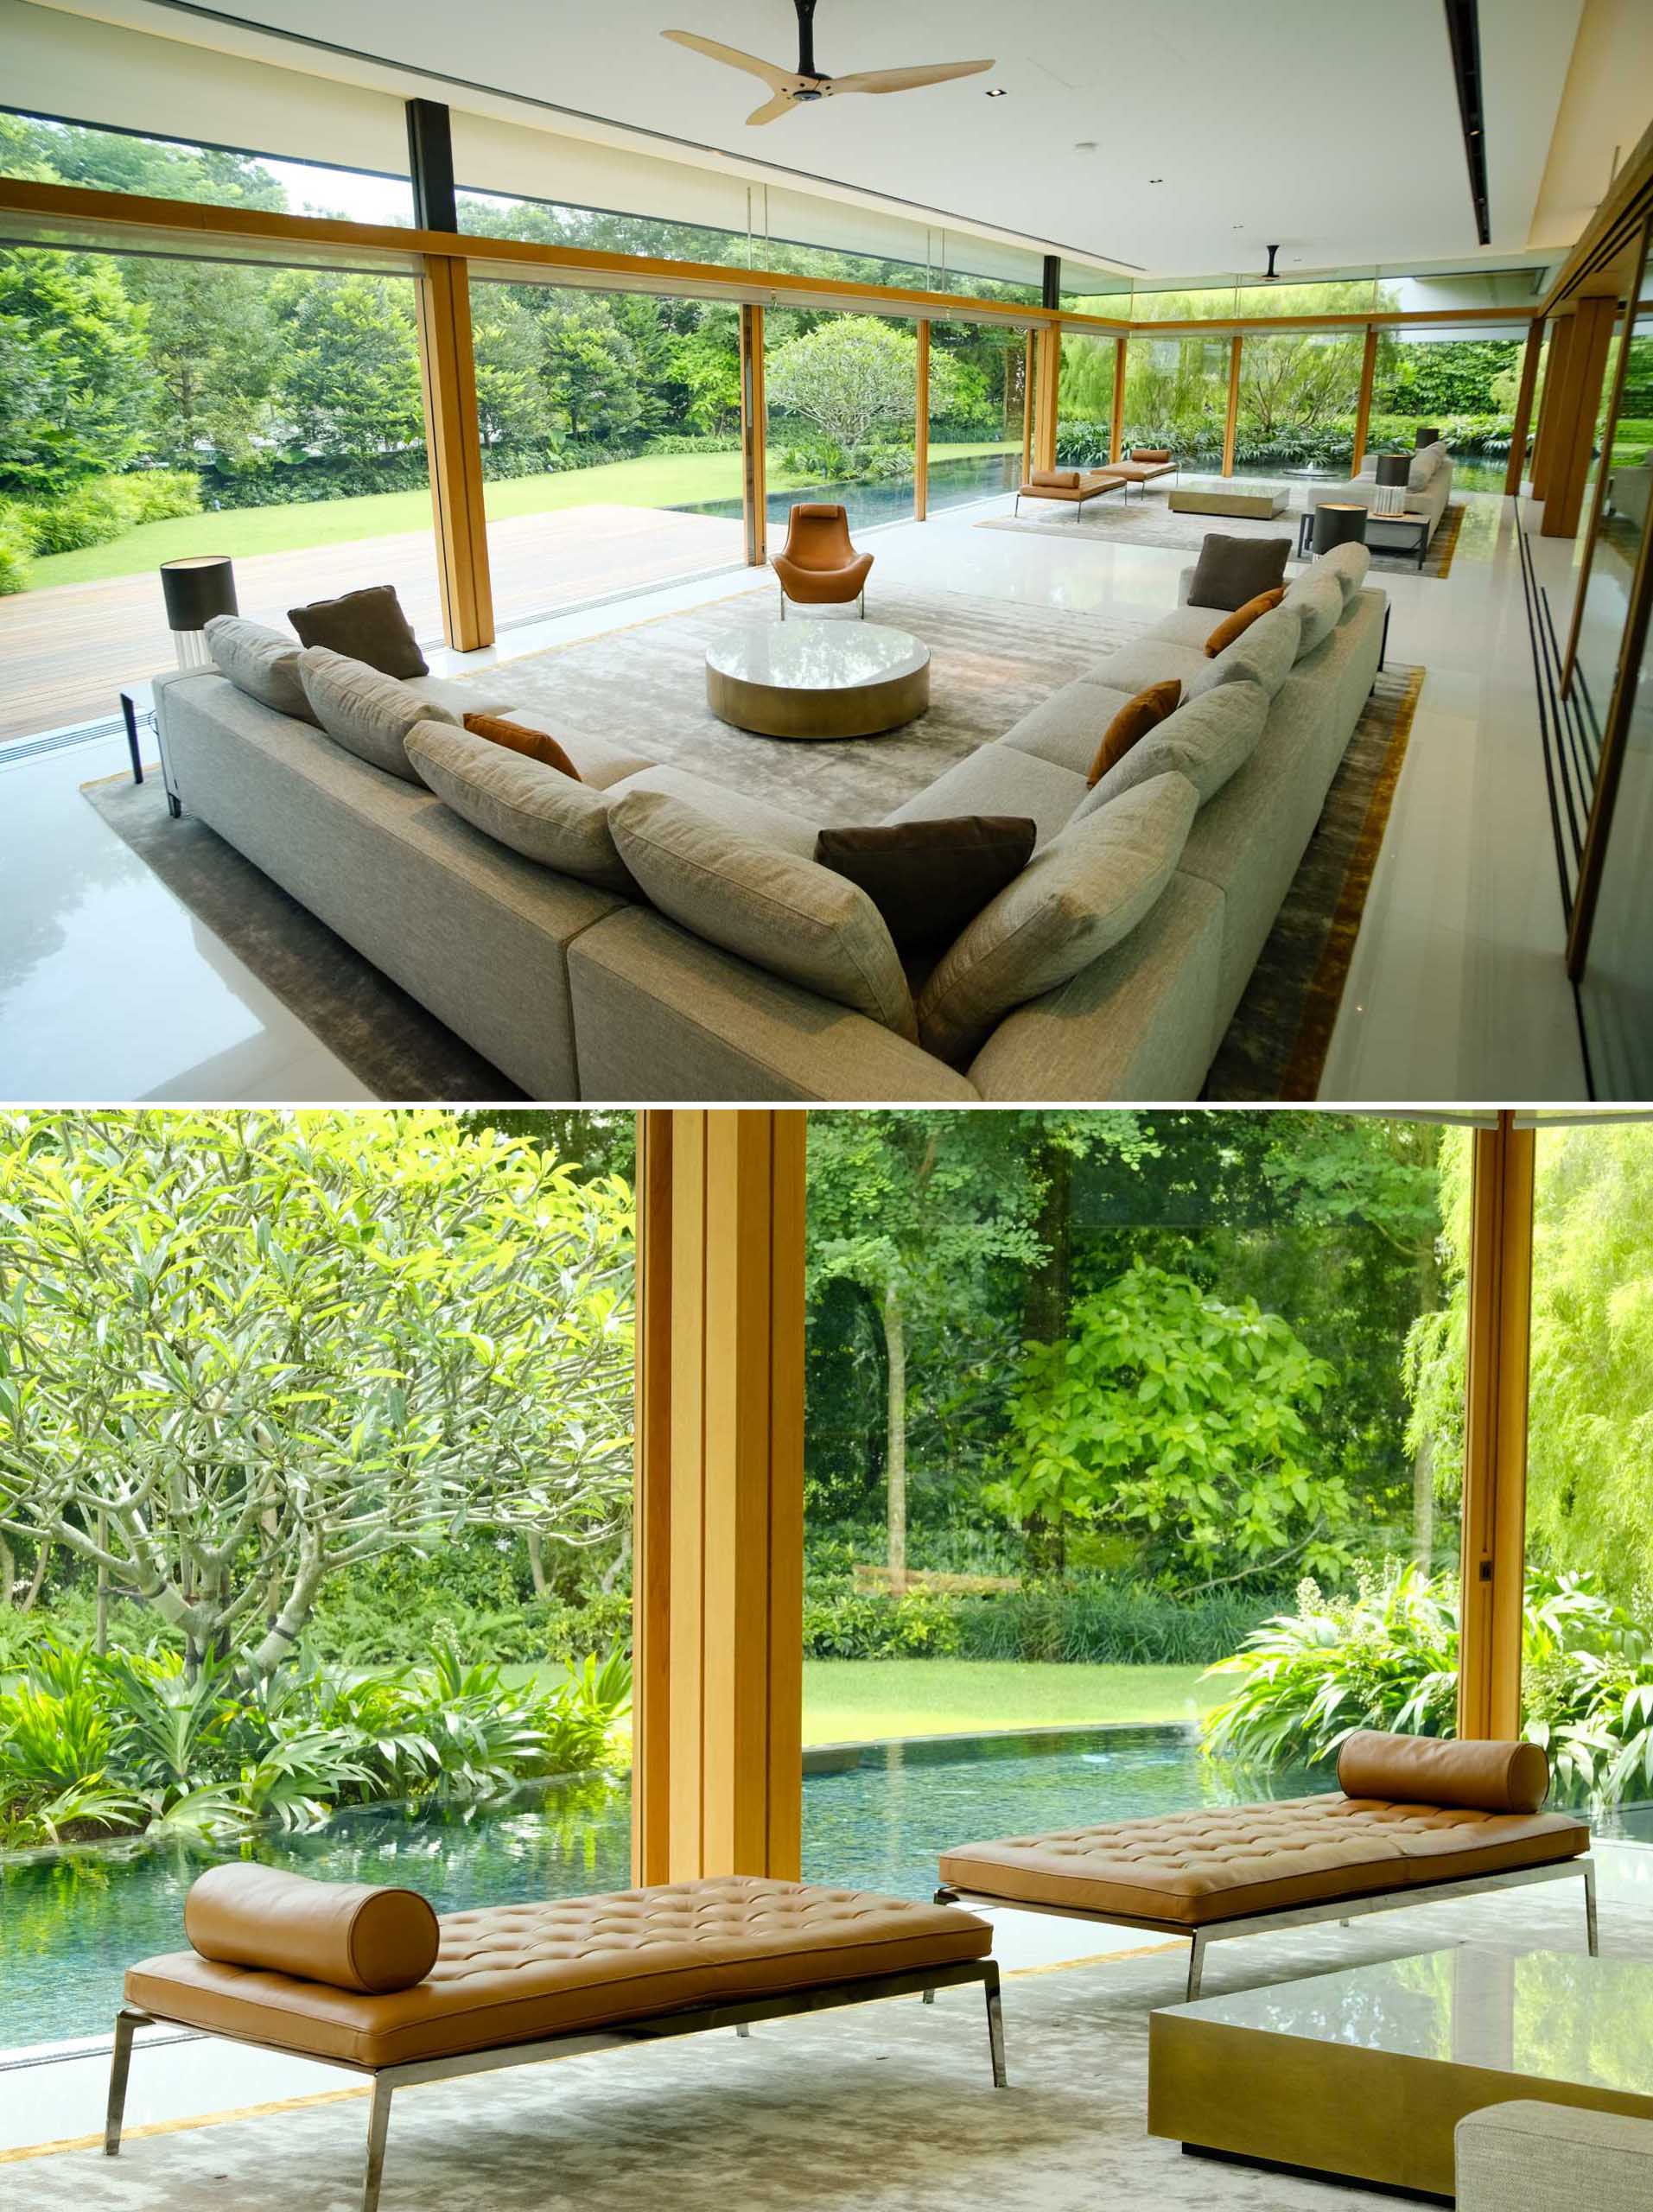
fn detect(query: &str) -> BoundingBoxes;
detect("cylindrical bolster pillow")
[185,1864,440,1993]
[1336,1730,1549,1815]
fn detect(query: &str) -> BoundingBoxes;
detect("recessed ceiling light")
[1148,176,1164,184]
[984,86,1008,97]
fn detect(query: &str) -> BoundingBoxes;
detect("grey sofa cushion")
[299,647,458,782]
[1079,678,1269,811]
[206,616,317,724]
[405,673,520,721]
[1317,541,1371,607]
[406,721,638,893]
[607,766,818,855]
[881,742,1087,849]
[1186,532,1292,611]
[915,772,1198,1066]
[1209,601,1304,697]
[1283,570,1344,655]
[1408,441,1448,489]
[491,719,656,790]
[608,789,916,1040]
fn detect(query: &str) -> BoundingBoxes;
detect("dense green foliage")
[1204,1569,1653,1808]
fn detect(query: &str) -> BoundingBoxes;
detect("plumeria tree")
[0,1111,633,1675]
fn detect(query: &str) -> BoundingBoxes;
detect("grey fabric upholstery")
[1456,2102,1653,2212]
[605,766,819,856]
[995,682,1135,775]
[1310,453,1454,543]
[298,648,457,783]
[882,742,1090,850]
[1080,678,1269,810]
[155,670,622,1098]
[206,616,317,724]
[406,721,637,894]
[1283,570,1344,655]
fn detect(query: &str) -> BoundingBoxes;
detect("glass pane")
[766,307,918,536]
[1234,330,1364,481]
[466,276,744,629]
[0,1109,637,2067]
[1056,330,1116,467]
[1578,501,1653,1093]
[1122,334,1230,468]
[0,244,440,744]
[1521,1122,1653,1832]
[1369,327,1526,491]
[801,1112,1463,1903]
[458,184,758,273]
[927,324,1026,512]
[1570,240,1653,756]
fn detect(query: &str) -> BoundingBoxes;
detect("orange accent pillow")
[1086,679,1182,786]
[1204,587,1285,658]
[463,712,581,781]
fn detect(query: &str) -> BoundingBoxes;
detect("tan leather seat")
[938,1796,1589,1929]
[770,505,874,609]
[126,1876,993,2069]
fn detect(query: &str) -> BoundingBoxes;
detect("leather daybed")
[937,1731,1594,2001]
[111,1868,1003,2211]
[1013,466,1128,518]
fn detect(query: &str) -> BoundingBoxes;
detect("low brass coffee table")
[1151,1948,1651,2199]
[705,621,930,739]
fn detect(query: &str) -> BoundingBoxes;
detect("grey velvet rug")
[10,1878,1639,2209]
[982,490,1470,581]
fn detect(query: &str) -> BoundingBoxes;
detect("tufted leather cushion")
[938,1795,1588,1929]
[128,1876,993,2070]
[1336,1730,1550,1815]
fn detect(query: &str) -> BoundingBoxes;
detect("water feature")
[670,449,1022,538]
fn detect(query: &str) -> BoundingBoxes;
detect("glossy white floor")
[0,486,1590,1102]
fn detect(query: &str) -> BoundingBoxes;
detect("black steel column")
[1041,254,1061,311]
[406,99,458,233]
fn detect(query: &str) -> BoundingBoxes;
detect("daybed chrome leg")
[921,1987,936,2005]
[361,2077,393,2212]
[105,2006,147,2156]
[1186,1933,1206,2003]
[983,1967,1008,2089]
[1584,1859,1599,1956]
[734,2021,751,2038]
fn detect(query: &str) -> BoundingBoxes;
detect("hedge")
[800,1575,1288,1666]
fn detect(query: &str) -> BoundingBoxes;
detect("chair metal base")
[779,585,864,620]
[106,1958,1005,2212]
[938,1855,1596,2005]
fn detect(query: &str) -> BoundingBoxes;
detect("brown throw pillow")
[1087,679,1182,786]
[815,817,1037,956]
[1187,532,1292,612]
[463,712,582,781]
[1204,588,1286,658]
[288,584,428,678]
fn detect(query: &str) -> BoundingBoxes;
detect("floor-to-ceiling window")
[927,321,1027,512]
[798,1112,1462,1900]
[1369,325,1525,490]
[1056,330,1117,467]
[1121,334,1230,469]
[1233,329,1364,483]
[766,306,920,537]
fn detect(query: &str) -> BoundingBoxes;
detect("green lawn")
[801,1660,1220,1746]
[29,442,1016,591]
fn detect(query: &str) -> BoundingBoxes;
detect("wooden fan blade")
[830,59,995,95]
[662,30,791,92]
[745,92,798,125]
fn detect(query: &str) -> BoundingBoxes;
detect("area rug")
[82,775,523,1103]
[1204,661,1426,1101]
[980,492,1468,582]
[8,1879,1637,2209]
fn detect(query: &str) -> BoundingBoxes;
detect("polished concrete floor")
[0,486,1592,1102]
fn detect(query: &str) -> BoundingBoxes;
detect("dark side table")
[119,682,181,814]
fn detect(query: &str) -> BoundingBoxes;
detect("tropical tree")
[0,251,155,497]
[766,315,957,454]
[0,1112,634,1675]
[271,272,425,460]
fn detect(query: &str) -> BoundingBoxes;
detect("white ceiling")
[31,0,1595,274]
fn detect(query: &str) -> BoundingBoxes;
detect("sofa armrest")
[1176,564,1197,606]
[566,907,978,1101]
[1456,2101,1653,2212]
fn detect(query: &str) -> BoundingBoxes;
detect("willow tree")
[0,1110,633,1674]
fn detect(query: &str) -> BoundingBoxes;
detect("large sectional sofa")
[1309,439,1454,553]
[153,543,1386,1102]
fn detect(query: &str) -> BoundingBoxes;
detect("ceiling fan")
[663,1,995,126]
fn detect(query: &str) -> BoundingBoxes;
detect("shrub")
[0,505,33,594]
[645,434,740,455]
[21,478,130,555]
[119,469,201,524]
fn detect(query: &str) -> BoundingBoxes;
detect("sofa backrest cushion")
[1209,601,1304,697]
[1283,569,1345,656]
[1408,440,1449,489]
[1336,1729,1549,1816]
[288,583,428,679]
[407,721,638,894]
[609,789,917,1040]
[1187,531,1292,612]
[1317,541,1371,607]
[1078,678,1269,813]
[206,615,317,725]
[299,646,457,783]
[915,772,1198,1067]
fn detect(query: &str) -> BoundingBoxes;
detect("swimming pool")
[4,1723,1642,2050]
[670,449,1022,536]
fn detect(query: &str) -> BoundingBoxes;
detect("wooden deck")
[0,504,746,744]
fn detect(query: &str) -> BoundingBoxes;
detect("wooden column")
[1457,1115,1535,1743]
[1110,334,1128,467]
[1350,325,1380,475]
[1540,296,1616,537]
[1020,332,1035,481]
[1529,312,1572,502]
[632,1110,805,1886]
[414,255,493,652]
[739,304,767,567]
[914,319,930,521]
[1222,332,1243,478]
[1503,317,1545,496]
[1032,324,1060,474]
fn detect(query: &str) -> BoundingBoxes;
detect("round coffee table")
[705,621,930,739]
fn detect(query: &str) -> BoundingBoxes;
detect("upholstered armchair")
[772,504,874,618]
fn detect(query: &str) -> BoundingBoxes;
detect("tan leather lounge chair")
[938,1731,1594,2002]
[771,503,874,618]
[1013,466,1127,519]
[110,1867,1003,2211]
[1103,447,1180,498]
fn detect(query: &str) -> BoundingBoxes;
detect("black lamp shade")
[1375,454,1411,488]
[1414,426,1440,448]
[1313,503,1369,555]
[161,555,238,632]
